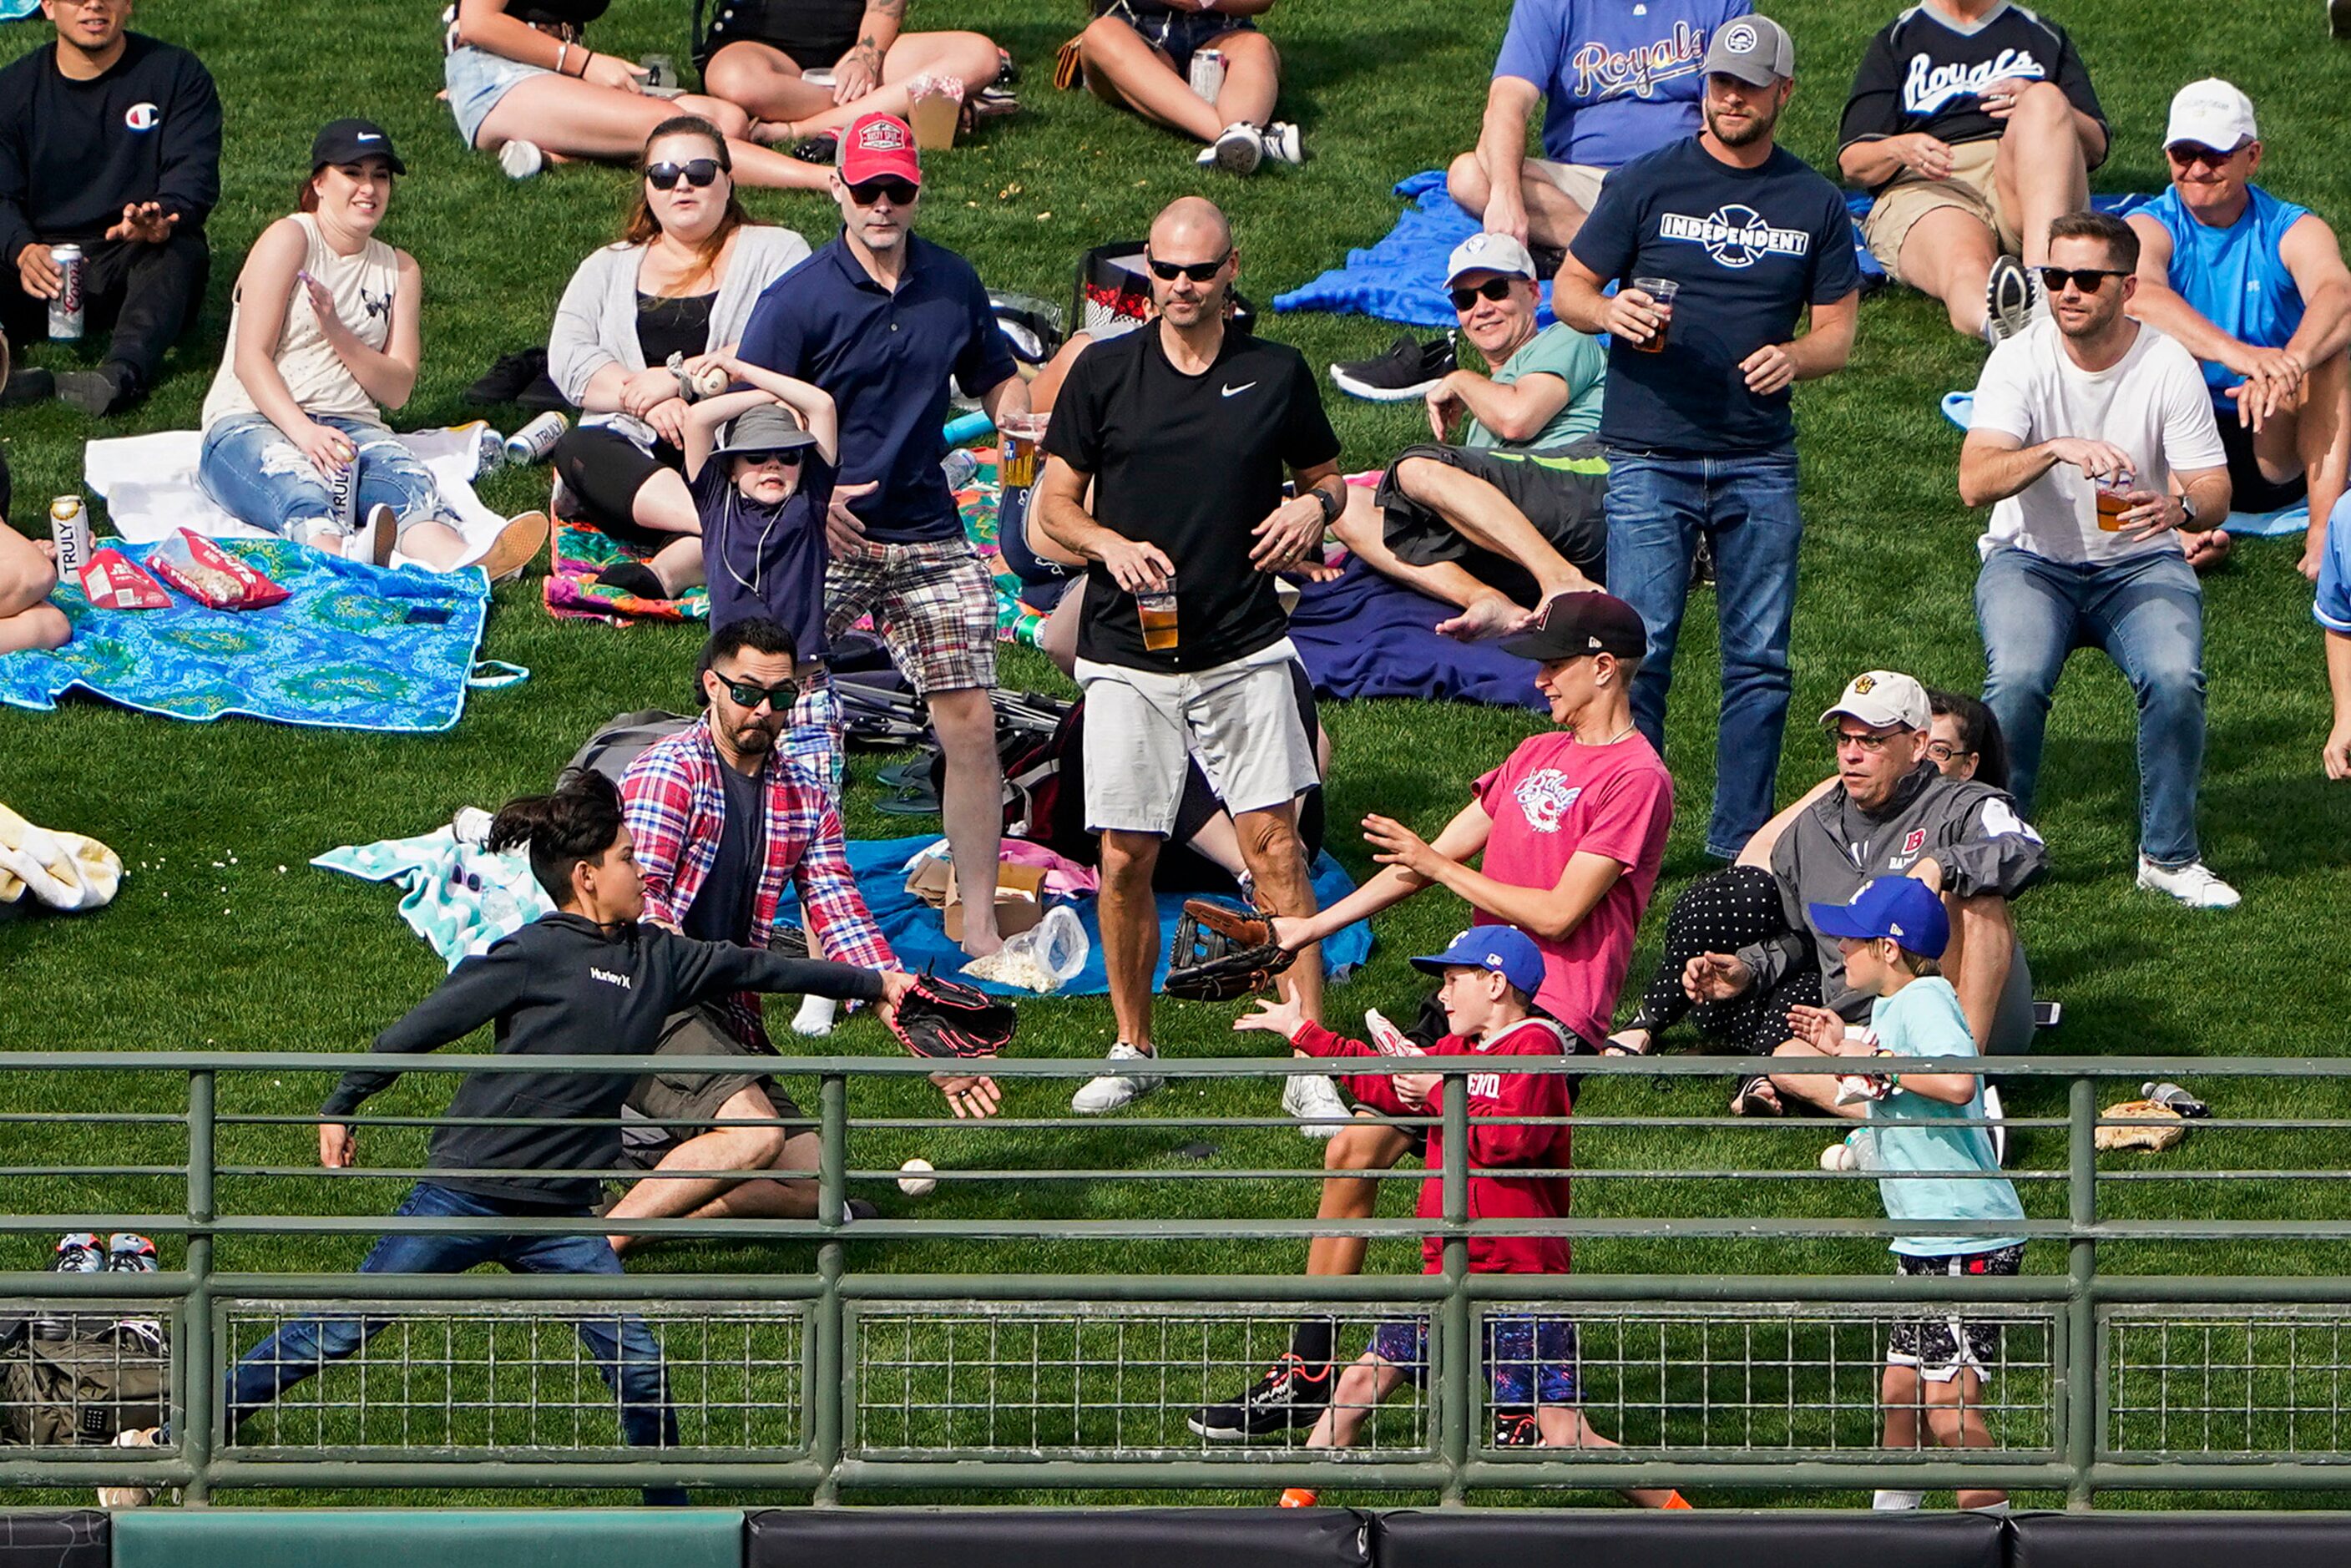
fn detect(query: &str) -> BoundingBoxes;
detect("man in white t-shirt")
[1959,211,2237,908]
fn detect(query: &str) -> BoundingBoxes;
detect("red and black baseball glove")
[886,974,1018,1060]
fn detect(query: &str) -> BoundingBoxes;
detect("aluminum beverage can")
[327,456,358,531]
[49,244,86,340]
[1188,48,1226,104]
[48,496,92,581]
[504,410,569,464]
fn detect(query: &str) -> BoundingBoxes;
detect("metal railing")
[3,1050,2348,1505]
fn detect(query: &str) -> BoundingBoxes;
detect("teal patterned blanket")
[0,539,499,732]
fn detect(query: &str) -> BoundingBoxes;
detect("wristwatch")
[2177,493,2200,530]
[1312,483,1342,526]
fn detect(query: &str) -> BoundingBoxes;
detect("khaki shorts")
[1860,138,2021,285]
[619,1005,802,1171]
[1529,159,1609,213]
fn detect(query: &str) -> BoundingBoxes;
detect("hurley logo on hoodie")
[589,968,633,989]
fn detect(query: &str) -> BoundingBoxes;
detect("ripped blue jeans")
[198,413,453,542]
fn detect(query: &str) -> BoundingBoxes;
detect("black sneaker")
[1188,1353,1333,1440]
[1491,1407,1539,1448]
[1,366,53,408]
[1329,333,1455,402]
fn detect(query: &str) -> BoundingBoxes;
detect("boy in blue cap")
[1773,875,2025,1512]
[1238,925,1686,1510]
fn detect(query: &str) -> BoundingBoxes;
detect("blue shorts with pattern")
[1368,1314,1580,1406]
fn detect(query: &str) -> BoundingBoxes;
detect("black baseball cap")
[311,119,407,175]
[1499,590,1649,663]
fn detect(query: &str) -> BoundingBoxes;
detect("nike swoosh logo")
[1221,382,1256,397]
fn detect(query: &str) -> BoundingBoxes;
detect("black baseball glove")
[1161,899,1297,1002]
[885,974,1018,1060]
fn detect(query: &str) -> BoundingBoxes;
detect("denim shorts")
[445,43,549,149]
[197,413,451,541]
[1102,2,1257,75]
[1368,1313,1582,1406]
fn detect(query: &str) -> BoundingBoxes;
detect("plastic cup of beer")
[1136,573,1179,653]
[1000,413,1046,490]
[2094,476,2135,532]
[1629,277,1678,353]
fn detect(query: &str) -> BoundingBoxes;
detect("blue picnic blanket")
[776,836,1376,999]
[1274,172,2152,330]
[0,539,502,731]
[1939,391,2313,538]
[1288,555,1548,712]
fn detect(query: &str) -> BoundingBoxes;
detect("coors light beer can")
[49,496,93,581]
[48,244,86,341]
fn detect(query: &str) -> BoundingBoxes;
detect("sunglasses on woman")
[847,178,919,207]
[1449,277,1518,311]
[2035,266,2129,295]
[1146,253,1230,282]
[647,159,723,190]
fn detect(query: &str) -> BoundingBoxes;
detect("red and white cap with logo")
[840,113,923,187]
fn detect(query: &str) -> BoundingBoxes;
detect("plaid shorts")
[825,538,999,697]
[783,675,845,798]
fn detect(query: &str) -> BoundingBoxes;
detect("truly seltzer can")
[48,496,92,581]
[1187,48,1226,105]
[503,410,569,464]
[327,456,358,532]
[48,244,86,341]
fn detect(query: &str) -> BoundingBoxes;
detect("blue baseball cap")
[1807,877,1949,959]
[1408,925,1547,997]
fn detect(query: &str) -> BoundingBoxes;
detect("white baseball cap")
[2165,78,2257,153]
[1443,231,1537,288]
[1820,670,1929,732]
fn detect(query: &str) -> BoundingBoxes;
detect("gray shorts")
[1074,639,1318,837]
[619,1005,804,1171]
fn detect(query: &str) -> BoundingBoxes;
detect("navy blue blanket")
[1287,556,1547,712]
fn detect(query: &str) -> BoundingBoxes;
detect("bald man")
[1038,197,1345,1117]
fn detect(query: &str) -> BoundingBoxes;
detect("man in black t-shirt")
[1038,196,1344,1116]
[1838,0,2107,342]
[0,0,220,416]
[1554,14,1861,862]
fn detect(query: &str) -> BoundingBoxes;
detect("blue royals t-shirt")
[1494,0,1751,168]
[1569,135,1861,454]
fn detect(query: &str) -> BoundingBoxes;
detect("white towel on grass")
[81,426,521,569]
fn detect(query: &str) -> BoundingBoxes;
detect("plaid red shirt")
[619,716,894,1050]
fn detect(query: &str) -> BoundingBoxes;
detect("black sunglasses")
[1449,277,1519,311]
[2037,266,2128,294]
[1146,252,1231,283]
[2166,141,2246,168]
[847,177,919,207]
[646,158,722,190]
[735,448,804,468]
[718,675,803,711]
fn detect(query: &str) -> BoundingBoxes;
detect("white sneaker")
[2136,855,2241,910]
[1071,1041,1164,1114]
[791,994,838,1038]
[97,1426,160,1509]
[356,503,397,567]
[1260,121,1305,166]
[1209,122,1263,175]
[498,139,545,180]
[1282,1071,1352,1140]
[1983,254,2036,344]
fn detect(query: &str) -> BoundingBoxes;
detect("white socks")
[791,994,838,1037]
[1873,1490,1924,1510]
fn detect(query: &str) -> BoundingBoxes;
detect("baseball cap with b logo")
[840,113,923,187]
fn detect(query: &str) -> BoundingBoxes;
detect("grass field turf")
[3,0,2350,1510]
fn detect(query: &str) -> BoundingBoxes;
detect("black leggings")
[1630,865,1822,1055]
[553,425,679,547]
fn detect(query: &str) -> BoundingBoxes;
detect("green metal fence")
[3,1050,2348,1506]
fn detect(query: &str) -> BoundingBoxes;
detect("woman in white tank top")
[196,119,544,579]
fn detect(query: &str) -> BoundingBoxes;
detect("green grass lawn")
[4,0,2351,1510]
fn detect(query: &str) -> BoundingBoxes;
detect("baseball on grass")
[897,1158,938,1197]
[1819,1140,1854,1172]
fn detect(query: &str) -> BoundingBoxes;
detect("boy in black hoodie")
[125,771,908,1502]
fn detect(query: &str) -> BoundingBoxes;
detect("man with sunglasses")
[1684,670,2046,1114]
[1036,195,1342,1116]
[739,112,1029,959]
[1837,0,2107,344]
[1960,212,2238,910]
[609,616,1001,1252]
[1336,231,1610,640]
[2125,80,2351,582]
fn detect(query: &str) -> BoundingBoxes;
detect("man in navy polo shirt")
[1553,14,1860,862]
[739,112,1029,957]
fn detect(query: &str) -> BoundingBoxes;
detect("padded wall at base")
[0,1511,106,1568]
[111,1508,742,1568]
[746,1506,1373,1568]
[1376,1508,2005,1568]
[2010,1511,2351,1568]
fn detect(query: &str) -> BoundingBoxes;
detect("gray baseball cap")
[1702,15,1796,85]
[710,404,818,463]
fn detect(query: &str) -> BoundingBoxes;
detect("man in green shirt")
[1335,232,1610,639]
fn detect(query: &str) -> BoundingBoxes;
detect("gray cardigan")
[548,225,811,448]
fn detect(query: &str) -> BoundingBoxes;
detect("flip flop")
[1729,1075,1783,1117]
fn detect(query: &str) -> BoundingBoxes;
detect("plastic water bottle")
[941,448,979,489]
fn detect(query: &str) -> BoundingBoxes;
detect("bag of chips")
[78,549,173,611]
[146,530,289,611]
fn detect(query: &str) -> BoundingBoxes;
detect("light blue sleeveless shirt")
[2141,182,2310,405]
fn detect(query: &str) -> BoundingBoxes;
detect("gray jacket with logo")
[1736,764,2047,1024]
